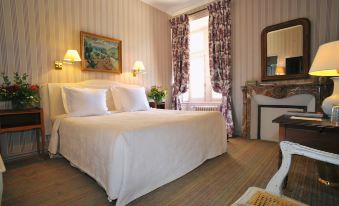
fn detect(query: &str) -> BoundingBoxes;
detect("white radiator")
[192,105,219,111]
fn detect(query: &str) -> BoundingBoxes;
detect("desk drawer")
[285,128,339,155]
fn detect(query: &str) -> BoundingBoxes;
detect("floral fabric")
[169,15,190,110]
[208,0,234,137]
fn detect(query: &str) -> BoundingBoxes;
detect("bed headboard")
[40,79,132,135]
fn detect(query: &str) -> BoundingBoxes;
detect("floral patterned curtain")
[208,0,234,137]
[169,15,190,110]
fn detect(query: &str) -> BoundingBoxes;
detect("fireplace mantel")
[241,83,331,138]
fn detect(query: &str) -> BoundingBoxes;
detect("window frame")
[183,16,221,103]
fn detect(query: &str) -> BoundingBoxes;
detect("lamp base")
[322,77,339,117]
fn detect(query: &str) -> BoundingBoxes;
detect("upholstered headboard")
[40,79,133,134]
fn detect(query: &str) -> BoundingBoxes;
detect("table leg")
[40,110,46,155]
[40,128,45,155]
[36,129,40,154]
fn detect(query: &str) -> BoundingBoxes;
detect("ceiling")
[141,0,215,16]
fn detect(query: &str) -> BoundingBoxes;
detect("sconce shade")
[64,50,81,62]
[309,40,339,76]
[133,61,145,71]
[132,61,145,77]
[275,66,286,75]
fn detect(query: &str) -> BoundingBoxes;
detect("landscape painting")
[80,32,122,73]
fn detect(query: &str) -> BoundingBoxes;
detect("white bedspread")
[49,109,226,206]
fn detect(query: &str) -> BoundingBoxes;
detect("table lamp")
[309,40,339,116]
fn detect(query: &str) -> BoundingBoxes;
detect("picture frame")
[80,31,122,73]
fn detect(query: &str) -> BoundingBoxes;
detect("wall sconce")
[55,50,81,69]
[132,61,145,77]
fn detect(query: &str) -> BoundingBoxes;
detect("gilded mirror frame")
[261,18,310,81]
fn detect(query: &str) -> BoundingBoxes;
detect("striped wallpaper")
[0,0,171,160]
[0,0,171,88]
[231,0,339,134]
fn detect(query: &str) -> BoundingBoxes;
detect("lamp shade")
[309,40,339,76]
[64,50,81,62]
[133,61,145,71]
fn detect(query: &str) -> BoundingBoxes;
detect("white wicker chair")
[232,141,339,206]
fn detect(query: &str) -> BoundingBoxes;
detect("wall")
[231,0,339,135]
[0,0,171,160]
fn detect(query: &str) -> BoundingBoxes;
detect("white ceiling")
[141,0,215,16]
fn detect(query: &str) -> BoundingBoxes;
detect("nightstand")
[0,108,46,155]
[149,102,165,109]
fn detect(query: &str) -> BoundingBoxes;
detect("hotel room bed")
[43,80,227,206]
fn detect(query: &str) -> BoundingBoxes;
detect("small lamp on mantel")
[132,61,145,77]
[309,40,339,116]
[55,49,81,69]
[275,66,286,75]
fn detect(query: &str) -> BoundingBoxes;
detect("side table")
[0,108,46,155]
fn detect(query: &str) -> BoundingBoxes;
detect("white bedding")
[49,109,226,206]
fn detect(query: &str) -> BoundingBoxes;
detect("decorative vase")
[322,77,339,117]
[0,101,12,110]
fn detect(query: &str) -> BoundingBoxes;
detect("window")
[183,16,222,103]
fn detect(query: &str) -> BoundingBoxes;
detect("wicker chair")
[232,141,339,206]
[0,155,5,206]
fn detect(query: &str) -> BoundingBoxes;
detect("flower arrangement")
[0,72,40,109]
[147,86,167,104]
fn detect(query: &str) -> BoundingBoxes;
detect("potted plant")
[0,73,12,109]
[0,72,40,110]
[147,86,167,108]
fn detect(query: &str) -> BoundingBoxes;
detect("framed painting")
[80,31,122,73]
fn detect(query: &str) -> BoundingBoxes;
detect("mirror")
[261,18,310,81]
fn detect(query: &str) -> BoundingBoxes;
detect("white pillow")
[61,87,109,116]
[111,86,150,112]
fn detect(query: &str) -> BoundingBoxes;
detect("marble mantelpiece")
[241,83,331,138]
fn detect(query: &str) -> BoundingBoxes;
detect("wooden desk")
[0,108,45,155]
[273,115,339,155]
[273,114,339,185]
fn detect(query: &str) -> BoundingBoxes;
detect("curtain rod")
[187,8,207,16]
[172,0,221,18]
[172,4,210,18]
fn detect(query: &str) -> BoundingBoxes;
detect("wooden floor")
[3,138,339,206]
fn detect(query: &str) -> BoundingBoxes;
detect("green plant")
[0,72,40,109]
[147,86,167,104]
[0,72,12,101]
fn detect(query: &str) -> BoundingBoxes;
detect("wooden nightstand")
[149,102,165,109]
[0,108,46,155]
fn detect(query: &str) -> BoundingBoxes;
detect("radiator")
[192,105,219,111]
